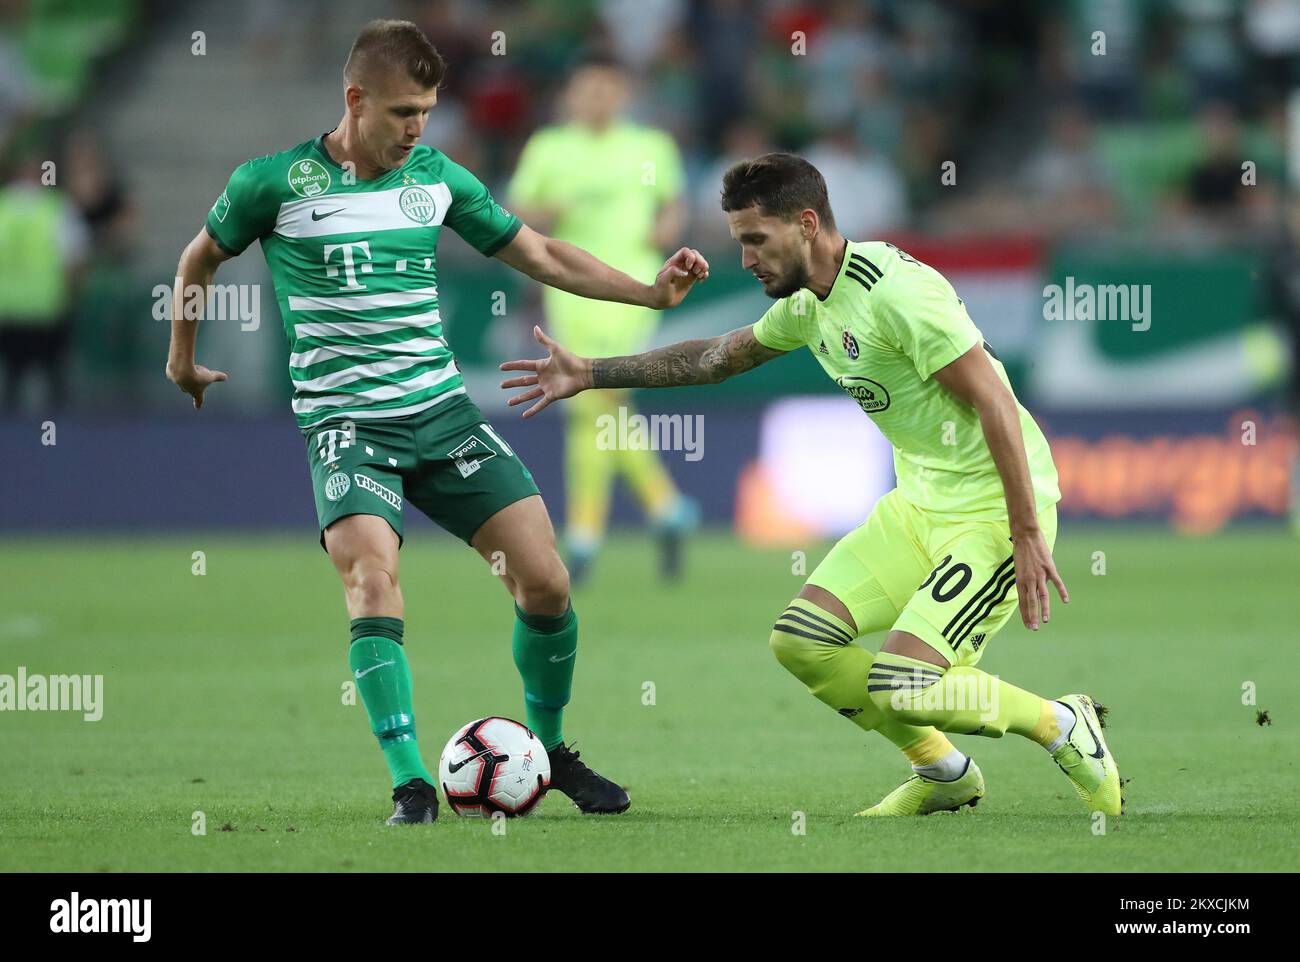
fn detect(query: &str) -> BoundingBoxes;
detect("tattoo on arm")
[592,326,786,389]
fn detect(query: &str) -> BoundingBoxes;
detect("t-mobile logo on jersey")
[323,241,374,291]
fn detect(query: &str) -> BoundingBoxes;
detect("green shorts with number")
[303,394,540,548]
[805,489,1058,667]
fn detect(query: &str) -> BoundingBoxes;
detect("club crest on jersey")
[324,471,351,501]
[842,331,860,360]
[835,375,890,413]
[399,186,437,225]
[288,159,331,198]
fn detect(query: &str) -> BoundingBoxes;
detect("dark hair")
[344,19,446,89]
[720,153,835,230]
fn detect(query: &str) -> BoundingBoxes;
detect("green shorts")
[805,489,1059,667]
[303,394,540,548]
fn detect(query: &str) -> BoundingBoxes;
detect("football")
[438,717,551,817]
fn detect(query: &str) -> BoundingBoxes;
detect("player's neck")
[324,120,384,181]
[807,233,848,301]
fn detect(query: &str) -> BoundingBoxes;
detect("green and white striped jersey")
[205,133,522,430]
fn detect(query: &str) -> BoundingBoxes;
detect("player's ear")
[801,210,818,241]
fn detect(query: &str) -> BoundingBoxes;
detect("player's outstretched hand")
[166,362,228,410]
[650,246,710,309]
[1012,528,1069,631]
[499,326,592,419]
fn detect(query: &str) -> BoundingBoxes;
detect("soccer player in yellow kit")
[508,58,697,583]
[501,154,1123,818]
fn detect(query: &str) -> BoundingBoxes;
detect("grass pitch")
[1,527,1295,872]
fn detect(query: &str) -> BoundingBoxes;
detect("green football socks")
[512,602,578,751]
[348,617,433,789]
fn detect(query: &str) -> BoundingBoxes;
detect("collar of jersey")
[313,129,412,186]
[812,238,855,304]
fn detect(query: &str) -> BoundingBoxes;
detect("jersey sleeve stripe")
[845,267,876,291]
[850,253,884,280]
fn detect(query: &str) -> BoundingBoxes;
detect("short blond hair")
[344,19,445,89]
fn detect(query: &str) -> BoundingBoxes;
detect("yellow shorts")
[805,489,1058,667]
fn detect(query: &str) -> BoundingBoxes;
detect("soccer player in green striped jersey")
[165,20,709,825]
[502,153,1123,819]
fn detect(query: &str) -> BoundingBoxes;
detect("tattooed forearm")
[592,327,786,389]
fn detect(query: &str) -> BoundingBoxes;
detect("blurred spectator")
[0,28,37,158]
[0,150,89,411]
[1172,0,1246,105]
[63,128,132,254]
[803,129,907,239]
[800,0,893,133]
[1245,0,1300,98]
[598,0,685,72]
[685,0,760,155]
[1019,102,1116,235]
[1044,1,1145,118]
[691,119,772,240]
[1181,102,1259,228]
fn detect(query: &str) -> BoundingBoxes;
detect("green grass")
[0,527,1295,872]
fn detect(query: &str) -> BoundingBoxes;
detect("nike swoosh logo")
[354,659,395,679]
[548,650,577,663]
[311,208,345,221]
[1078,707,1107,760]
[447,748,493,773]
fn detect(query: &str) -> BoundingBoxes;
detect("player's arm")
[165,228,232,409]
[500,323,786,418]
[494,224,709,310]
[931,346,1069,629]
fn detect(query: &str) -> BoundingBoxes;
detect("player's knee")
[515,564,570,617]
[342,562,399,613]
[769,623,834,683]
[769,601,855,680]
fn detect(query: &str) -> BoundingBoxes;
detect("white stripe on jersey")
[292,309,441,340]
[301,386,468,426]
[287,285,438,313]
[294,353,452,392]
[274,182,452,239]
[292,363,461,413]
[289,334,447,369]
